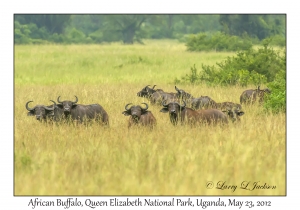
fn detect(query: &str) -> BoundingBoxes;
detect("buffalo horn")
[44,100,56,111]
[57,96,63,103]
[25,101,35,111]
[73,95,78,103]
[141,103,148,111]
[125,103,133,111]
[152,85,156,90]
[175,86,180,92]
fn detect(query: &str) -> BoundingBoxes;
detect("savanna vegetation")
[14,39,286,195]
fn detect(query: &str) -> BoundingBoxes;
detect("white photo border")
[2,1,295,209]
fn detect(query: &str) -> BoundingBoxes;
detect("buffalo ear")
[57,104,63,108]
[141,109,148,114]
[122,111,130,116]
[160,108,169,113]
[180,107,185,111]
[72,104,77,107]
[238,111,245,116]
[27,111,34,116]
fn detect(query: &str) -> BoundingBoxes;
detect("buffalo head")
[175,86,193,100]
[257,86,272,94]
[160,100,186,125]
[26,100,56,121]
[257,86,272,103]
[122,103,149,122]
[222,106,245,122]
[137,85,157,98]
[57,96,78,115]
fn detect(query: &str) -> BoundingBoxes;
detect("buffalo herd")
[25,85,270,128]
[26,96,109,125]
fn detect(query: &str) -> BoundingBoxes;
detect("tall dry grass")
[14,40,285,195]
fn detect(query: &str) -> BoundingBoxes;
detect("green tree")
[219,14,285,40]
[102,15,150,44]
[14,14,71,34]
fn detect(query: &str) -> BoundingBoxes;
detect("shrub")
[263,35,286,47]
[212,40,285,82]
[65,27,87,44]
[185,32,253,52]
[175,64,267,87]
[175,42,285,86]
[264,69,286,113]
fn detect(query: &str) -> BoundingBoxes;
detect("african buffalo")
[175,86,194,102]
[137,85,158,98]
[56,96,109,125]
[221,107,245,123]
[136,85,166,105]
[240,86,271,105]
[215,102,242,110]
[26,100,64,122]
[191,96,218,110]
[160,101,228,126]
[151,86,190,105]
[152,91,176,104]
[122,103,156,128]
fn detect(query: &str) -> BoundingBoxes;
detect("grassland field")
[14,39,286,195]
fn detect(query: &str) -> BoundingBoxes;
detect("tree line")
[14,14,285,45]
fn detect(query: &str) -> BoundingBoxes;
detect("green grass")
[14,40,286,195]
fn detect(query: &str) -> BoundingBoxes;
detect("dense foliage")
[14,14,285,46]
[219,14,286,40]
[174,42,286,112]
[176,42,285,85]
[185,32,253,52]
[263,70,286,113]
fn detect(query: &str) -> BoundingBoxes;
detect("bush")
[213,40,285,82]
[175,64,267,87]
[185,32,253,52]
[65,27,87,44]
[175,42,285,86]
[263,35,286,47]
[14,21,31,44]
[264,69,286,113]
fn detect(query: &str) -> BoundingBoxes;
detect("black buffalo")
[150,89,173,105]
[191,96,218,110]
[175,86,194,102]
[137,85,166,105]
[160,101,228,126]
[26,100,64,122]
[215,102,242,110]
[240,86,271,105]
[137,85,158,98]
[152,86,190,105]
[221,106,245,123]
[122,103,156,128]
[56,96,109,125]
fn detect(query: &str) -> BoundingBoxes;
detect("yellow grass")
[14,40,286,195]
